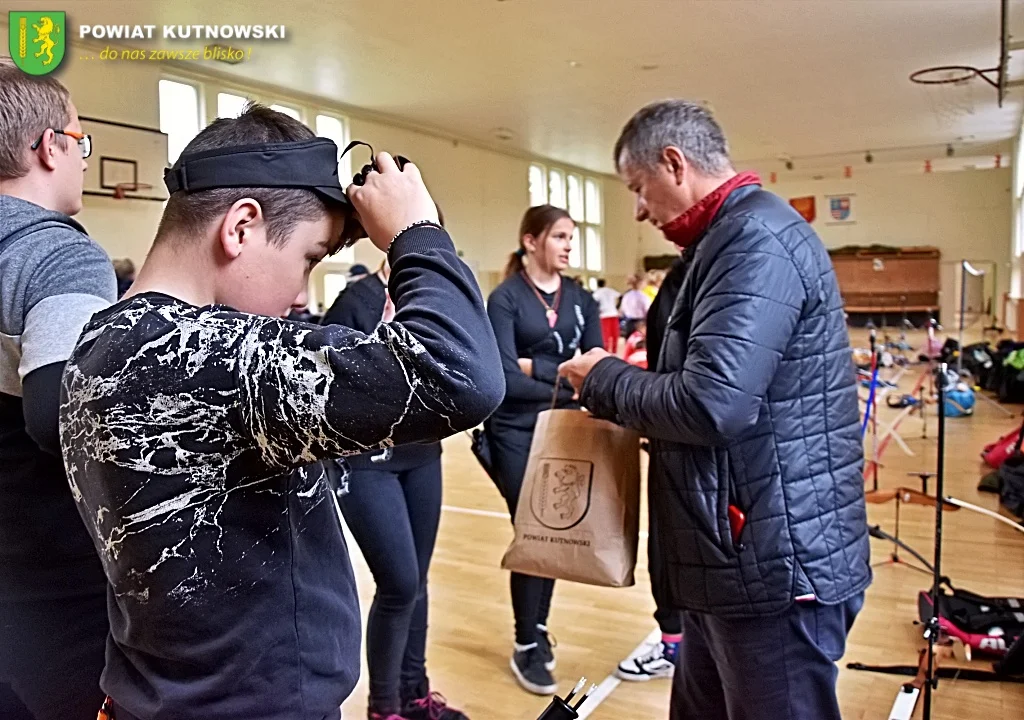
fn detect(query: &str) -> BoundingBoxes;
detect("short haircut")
[0,55,71,179]
[155,103,331,248]
[597,278,606,288]
[614,99,731,176]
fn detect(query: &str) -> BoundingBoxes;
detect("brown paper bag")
[500,408,641,587]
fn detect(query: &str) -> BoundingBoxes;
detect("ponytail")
[504,246,526,280]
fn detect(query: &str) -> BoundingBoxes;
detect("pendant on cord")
[546,309,558,328]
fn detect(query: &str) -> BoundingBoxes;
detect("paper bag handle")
[550,377,562,410]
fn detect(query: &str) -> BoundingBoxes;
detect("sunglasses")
[31,128,93,159]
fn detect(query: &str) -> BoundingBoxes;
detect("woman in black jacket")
[485,205,602,695]
[324,261,468,720]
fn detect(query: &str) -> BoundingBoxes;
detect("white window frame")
[529,162,603,272]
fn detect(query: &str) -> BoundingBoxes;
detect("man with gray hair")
[0,57,116,719]
[560,100,870,719]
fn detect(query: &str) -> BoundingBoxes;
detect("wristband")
[388,220,441,253]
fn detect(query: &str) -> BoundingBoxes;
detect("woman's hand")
[517,358,533,377]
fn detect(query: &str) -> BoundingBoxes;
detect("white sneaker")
[615,641,676,681]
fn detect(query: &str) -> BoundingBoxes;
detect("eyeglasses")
[31,129,92,159]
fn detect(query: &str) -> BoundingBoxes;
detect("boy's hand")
[345,152,439,252]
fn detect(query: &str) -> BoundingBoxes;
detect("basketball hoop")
[909,65,998,128]
[909,65,1001,88]
[112,182,153,199]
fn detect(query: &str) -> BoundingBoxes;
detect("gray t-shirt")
[0,194,116,598]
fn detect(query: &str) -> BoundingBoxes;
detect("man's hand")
[345,152,440,252]
[517,358,533,376]
[558,348,612,393]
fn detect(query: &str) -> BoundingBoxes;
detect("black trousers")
[671,595,864,720]
[0,590,107,720]
[338,460,442,714]
[487,421,555,647]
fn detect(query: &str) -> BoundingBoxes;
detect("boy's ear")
[219,198,263,259]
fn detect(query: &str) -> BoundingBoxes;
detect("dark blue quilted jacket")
[581,184,871,617]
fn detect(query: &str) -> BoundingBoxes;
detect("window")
[585,178,602,224]
[528,165,603,271]
[315,114,352,182]
[322,272,348,311]
[548,169,566,209]
[529,163,547,207]
[569,227,582,269]
[1016,125,1024,258]
[567,173,584,222]
[217,92,250,119]
[585,226,602,272]
[158,79,201,164]
[315,113,355,263]
[270,103,301,121]
[1017,131,1024,200]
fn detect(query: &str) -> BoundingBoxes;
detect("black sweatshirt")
[58,225,504,720]
[321,272,441,471]
[487,272,602,430]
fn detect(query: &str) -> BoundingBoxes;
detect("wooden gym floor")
[341,329,1024,719]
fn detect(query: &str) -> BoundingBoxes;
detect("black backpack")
[993,417,1024,518]
[918,582,1024,664]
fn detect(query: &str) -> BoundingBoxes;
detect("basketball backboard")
[80,116,168,202]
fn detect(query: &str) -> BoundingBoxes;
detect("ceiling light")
[493,127,515,141]
[568,60,581,68]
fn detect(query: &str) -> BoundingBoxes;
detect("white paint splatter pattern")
[60,294,480,610]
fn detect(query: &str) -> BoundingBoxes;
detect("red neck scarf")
[660,171,761,249]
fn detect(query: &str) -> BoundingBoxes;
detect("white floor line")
[440,504,509,519]
[575,628,662,719]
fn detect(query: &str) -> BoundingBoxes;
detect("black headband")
[163,138,349,207]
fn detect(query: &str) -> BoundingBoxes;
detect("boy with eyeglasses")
[0,56,116,719]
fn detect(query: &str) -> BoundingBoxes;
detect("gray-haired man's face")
[618,151,692,230]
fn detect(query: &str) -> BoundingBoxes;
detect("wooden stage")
[341,329,1024,719]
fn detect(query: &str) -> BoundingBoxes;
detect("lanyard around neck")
[521,271,562,328]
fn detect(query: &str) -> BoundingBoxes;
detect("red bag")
[982,421,1024,468]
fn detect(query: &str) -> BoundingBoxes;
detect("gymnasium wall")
[638,167,1013,324]
[7,34,643,305]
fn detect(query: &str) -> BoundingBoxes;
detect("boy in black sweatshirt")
[58,105,504,720]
